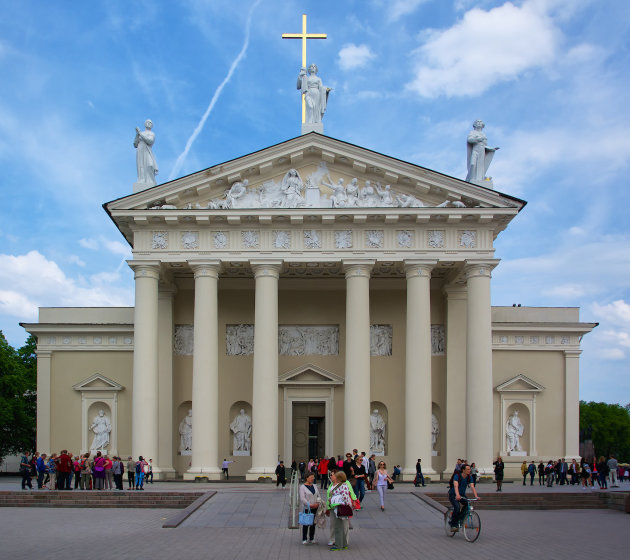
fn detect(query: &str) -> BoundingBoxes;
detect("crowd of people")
[292,449,396,550]
[19,450,155,491]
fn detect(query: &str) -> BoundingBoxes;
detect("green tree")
[0,332,37,465]
[580,400,630,462]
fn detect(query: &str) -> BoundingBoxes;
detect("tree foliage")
[0,332,37,464]
[580,400,630,462]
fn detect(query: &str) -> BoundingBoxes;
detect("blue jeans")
[449,495,468,527]
[135,472,144,488]
[355,478,365,502]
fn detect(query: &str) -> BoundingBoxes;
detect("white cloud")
[67,255,86,267]
[0,251,132,321]
[591,300,630,328]
[79,238,99,250]
[385,0,430,22]
[407,1,559,97]
[78,237,131,258]
[338,44,376,71]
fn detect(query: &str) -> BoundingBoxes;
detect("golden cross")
[282,14,327,123]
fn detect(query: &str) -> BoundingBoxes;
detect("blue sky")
[0,0,628,404]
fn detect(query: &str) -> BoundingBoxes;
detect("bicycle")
[443,497,481,542]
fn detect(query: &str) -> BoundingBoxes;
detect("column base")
[152,467,177,480]
[402,468,437,482]
[184,467,222,481]
[246,468,277,482]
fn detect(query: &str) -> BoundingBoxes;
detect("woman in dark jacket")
[597,457,609,489]
[493,456,504,492]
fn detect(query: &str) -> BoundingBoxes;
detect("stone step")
[425,492,608,510]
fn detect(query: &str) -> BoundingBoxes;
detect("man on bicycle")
[448,463,479,532]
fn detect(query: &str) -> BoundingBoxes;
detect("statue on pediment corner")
[134,119,158,187]
[466,120,499,186]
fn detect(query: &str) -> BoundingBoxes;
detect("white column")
[465,260,499,473]
[443,285,468,471]
[247,260,282,480]
[343,260,374,454]
[564,350,581,460]
[186,261,222,480]
[403,260,437,479]
[156,282,176,479]
[36,350,52,454]
[129,261,160,462]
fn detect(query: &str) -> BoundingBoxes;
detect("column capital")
[250,260,283,279]
[442,283,468,299]
[127,260,161,280]
[564,350,582,357]
[188,259,221,279]
[404,259,437,279]
[464,259,500,279]
[343,259,375,279]
[35,350,53,358]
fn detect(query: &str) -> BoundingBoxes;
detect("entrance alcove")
[370,401,388,457]
[86,401,112,454]
[175,400,192,474]
[278,363,344,463]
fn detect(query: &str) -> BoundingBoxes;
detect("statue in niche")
[297,64,331,124]
[230,409,252,454]
[134,119,158,187]
[281,169,306,207]
[89,410,112,451]
[466,120,499,185]
[431,414,440,450]
[505,409,525,453]
[179,409,193,454]
[369,409,386,454]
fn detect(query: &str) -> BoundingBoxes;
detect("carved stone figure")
[230,409,252,454]
[345,178,360,207]
[325,178,347,208]
[179,409,193,454]
[431,325,445,355]
[89,410,112,451]
[224,180,248,209]
[506,409,525,453]
[370,409,386,454]
[431,413,440,450]
[278,326,339,356]
[397,230,413,248]
[335,230,352,249]
[281,169,306,207]
[395,193,423,208]
[359,181,378,207]
[370,325,392,356]
[466,120,499,185]
[134,119,158,187]
[375,183,393,205]
[459,230,476,248]
[152,231,168,249]
[297,64,331,124]
[174,325,194,356]
[273,230,291,249]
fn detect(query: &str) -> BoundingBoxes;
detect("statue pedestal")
[432,451,438,456]
[180,450,192,456]
[508,450,527,457]
[301,123,323,135]
[133,181,155,193]
[233,450,250,456]
[305,185,321,207]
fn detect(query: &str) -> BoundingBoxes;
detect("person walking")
[521,461,528,485]
[597,456,609,489]
[367,454,376,491]
[375,461,394,511]
[470,463,478,485]
[414,458,425,487]
[20,451,33,490]
[528,461,536,485]
[327,471,353,551]
[353,455,366,503]
[222,459,234,480]
[538,461,545,485]
[608,455,619,487]
[299,472,321,544]
[275,460,287,488]
[493,456,504,492]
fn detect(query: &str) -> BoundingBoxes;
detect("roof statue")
[282,14,328,134]
[466,120,499,188]
[134,119,159,193]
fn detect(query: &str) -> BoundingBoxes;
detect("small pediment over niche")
[495,374,545,393]
[278,363,344,386]
[73,373,124,392]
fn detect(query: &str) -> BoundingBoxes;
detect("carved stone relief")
[181,231,199,250]
[279,326,339,356]
[273,230,291,249]
[530,336,539,344]
[545,336,555,344]
[515,336,524,344]
[335,230,353,249]
[304,230,321,249]
[366,230,384,248]
[431,324,445,355]
[152,231,168,249]
[561,336,569,345]
[226,324,254,355]
[213,231,228,249]
[370,325,392,356]
[241,230,259,249]
[427,230,445,248]
[397,230,413,248]
[174,324,194,356]
[459,230,476,248]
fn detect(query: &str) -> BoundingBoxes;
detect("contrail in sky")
[169,0,262,181]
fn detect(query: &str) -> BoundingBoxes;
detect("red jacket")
[57,453,72,473]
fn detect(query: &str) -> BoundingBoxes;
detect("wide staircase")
[0,490,205,508]
[424,491,627,510]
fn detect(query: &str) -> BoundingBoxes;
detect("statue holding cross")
[282,14,331,133]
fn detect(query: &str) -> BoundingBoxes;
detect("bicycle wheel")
[463,510,481,542]
[443,508,456,537]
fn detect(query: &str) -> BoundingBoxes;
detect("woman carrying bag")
[327,471,353,551]
[299,472,321,544]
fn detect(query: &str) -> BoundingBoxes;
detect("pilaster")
[564,350,582,460]
[36,350,52,454]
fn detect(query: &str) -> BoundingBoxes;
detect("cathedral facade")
[23,133,596,480]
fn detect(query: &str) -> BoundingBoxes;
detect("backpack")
[135,461,142,474]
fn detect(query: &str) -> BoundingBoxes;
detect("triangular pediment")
[107,134,524,214]
[73,373,124,392]
[278,363,344,386]
[495,374,545,393]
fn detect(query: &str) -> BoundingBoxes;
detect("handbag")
[352,498,361,510]
[387,481,394,490]
[299,505,315,526]
[337,504,353,517]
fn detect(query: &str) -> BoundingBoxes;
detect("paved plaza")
[0,479,627,559]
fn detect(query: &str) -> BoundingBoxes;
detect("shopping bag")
[299,505,315,526]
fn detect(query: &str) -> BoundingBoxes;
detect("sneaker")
[450,526,459,533]
[330,547,342,551]
[308,540,315,545]
[302,540,308,545]
[327,541,334,546]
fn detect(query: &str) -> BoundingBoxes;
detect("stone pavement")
[0,484,627,560]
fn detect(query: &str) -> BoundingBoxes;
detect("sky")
[0,0,628,404]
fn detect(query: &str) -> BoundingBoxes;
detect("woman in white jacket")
[299,472,321,544]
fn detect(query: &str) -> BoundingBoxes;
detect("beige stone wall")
[49,351,133,456]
